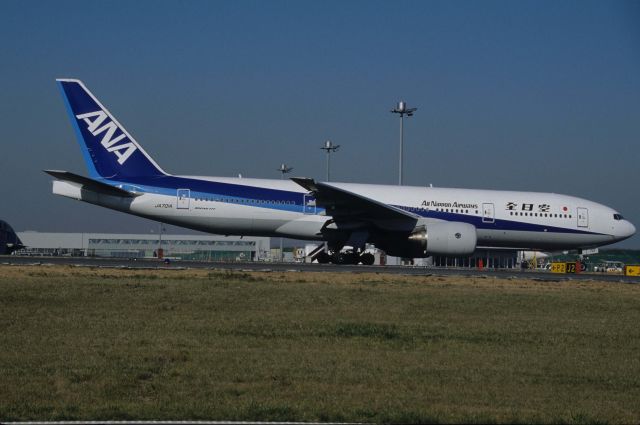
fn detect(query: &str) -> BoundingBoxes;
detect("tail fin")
[0,220,24,255]
[56,79,167,179]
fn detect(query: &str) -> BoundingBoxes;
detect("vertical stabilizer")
[0,220,24,255]
[56,79,167,179]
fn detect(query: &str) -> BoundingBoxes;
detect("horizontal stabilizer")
[44,170,141,198]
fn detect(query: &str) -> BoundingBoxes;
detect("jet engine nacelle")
[409,222,477,256]
[379,222,477,258]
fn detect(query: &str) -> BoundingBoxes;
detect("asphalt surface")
[2,255,638,283]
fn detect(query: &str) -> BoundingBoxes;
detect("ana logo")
[76,111,137,165]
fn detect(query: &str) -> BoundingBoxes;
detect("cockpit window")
[613,214,624,220]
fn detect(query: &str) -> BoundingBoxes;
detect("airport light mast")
[320,140,340,182]
[277,163,293,262]
[391,101,417,185]
[157,222,166,259]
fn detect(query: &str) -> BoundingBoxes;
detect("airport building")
[12,231,524,268]
[15,232,271,261]
[429,248,520,269]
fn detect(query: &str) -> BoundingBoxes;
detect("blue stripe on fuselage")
[393,205,602,235]
[107,175,316,213]
[123,176,302,201]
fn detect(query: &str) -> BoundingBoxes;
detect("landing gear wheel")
[316,251,330,264]
[335,252,359,265]
[360,253,375,265]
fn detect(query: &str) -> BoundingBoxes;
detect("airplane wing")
[291,177,419,222]
[44,170,141,198]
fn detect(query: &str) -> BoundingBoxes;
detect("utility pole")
[391,101,417,185]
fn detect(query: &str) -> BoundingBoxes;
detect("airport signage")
[565,262,579,274]
[550,262,580,274]
[624,265,640,276]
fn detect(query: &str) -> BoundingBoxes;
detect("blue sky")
[1,0,639,247]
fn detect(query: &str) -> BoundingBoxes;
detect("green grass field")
[1,265,639,424]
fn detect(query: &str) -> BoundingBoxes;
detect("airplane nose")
[618,220,637,240]
[626,221,637,238]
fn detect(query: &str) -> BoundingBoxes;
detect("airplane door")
[577,207,588,228]
[177,189,190,210]
[303,193,316,214]
[482,203,495,223]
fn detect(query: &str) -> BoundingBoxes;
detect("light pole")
[157,222,165,259]
[277,163,293,262]
[391,101,417,185]
[320,140,340,182]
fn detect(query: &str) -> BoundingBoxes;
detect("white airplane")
[46,79,636,264]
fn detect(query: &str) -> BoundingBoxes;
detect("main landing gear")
[315,250,375,265]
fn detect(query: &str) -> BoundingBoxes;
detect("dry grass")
[0,265,639,423]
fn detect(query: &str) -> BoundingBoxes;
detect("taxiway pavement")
[2,255,638,283]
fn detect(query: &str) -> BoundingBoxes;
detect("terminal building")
[15,232,271,262]
[429,248,520,269]
[12,231,522,268]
